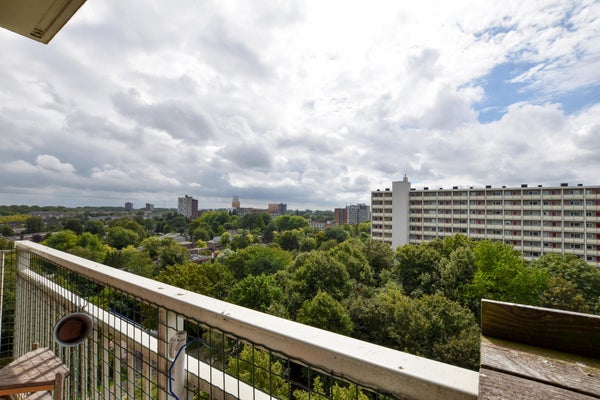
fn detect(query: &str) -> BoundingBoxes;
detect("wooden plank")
[481,337,600,398]
[0,348,70,395]
[481,299,600,357]
[479,368,598,400]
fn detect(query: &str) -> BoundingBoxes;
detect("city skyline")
[1,1,598,209]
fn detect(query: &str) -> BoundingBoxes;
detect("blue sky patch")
[473,62,534,123]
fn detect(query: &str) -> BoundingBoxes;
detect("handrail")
[16,241,479,399]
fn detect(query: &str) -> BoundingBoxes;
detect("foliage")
[226,274,285,314]
[108,217,147,240]
[289,251,352,315]
[296,291,353,335]
[106,226,140,250]
[25,216,45,233]
[464,241,548,314]
[293,377,368,400]
[275,215,308,231]
[350,285,480,370]
[0,224,15,236]
[42,230,79,251]
[225,345,289,399]
[157,261,235,299]
[84,220,106,236]
[156,238,189,269]
[63,219,84,235]
[394,241,443,296]
[362,239,394,277]
[533,254,600,313]
[229,231,257,250]
[329,239,374,286]
[238,212,271,231]
[219,245,292,280]
[277,229,303,251]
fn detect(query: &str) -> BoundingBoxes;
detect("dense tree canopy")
[13,204,598,373]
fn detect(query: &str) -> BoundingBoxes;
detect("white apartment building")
[371,176,600,266]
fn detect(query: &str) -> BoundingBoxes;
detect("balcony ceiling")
[0,0,86,44]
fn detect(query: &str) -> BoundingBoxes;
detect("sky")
[1,1,599,210]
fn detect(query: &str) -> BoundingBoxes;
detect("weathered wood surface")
[481,299,600,357]
[479,368,598,400]
[481,337,600,398]
[0,347,69,396]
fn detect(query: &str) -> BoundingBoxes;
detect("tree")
[157,261,235,299]
[533,253,600,313]
[157,238,189,269]
[119,246,155,278]
[84,220,106,236]
[72,232,106,262]
[220,245,292,280]
[0,224,15,237]
[394,242,443,296]
[296,291,353,336]
[226,274,284,313]
[275,215,308,231]
[289,251,352,314]
[106,226,140,250]
[464,240,548,314]
[42,230,78,251]
[238,212,271,231]
[362,239,394,281]
[63,219,84,235]
[230,231,255,251]
[299,237,317,252]
[25,216,44,233]
[329,239,374,286]
[277,229,302,251]
[322,226,349,244]
[263,222,276,243]
[351,284,480,370]
[109,218,147,240]
[438,246,476,302]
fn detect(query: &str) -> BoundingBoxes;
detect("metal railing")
[0,241,478,399]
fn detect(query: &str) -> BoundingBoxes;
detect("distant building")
[124,202,134,211]
[309,220,332,231]
[347,204,371,225]
[232,195,240,209]
[145,203,154,212]
[371,176,600,266]
[334,204,370,225]
[236,207,268,217]
[268,203,287,215]
[334,208,347,225]
[178,195,199,219]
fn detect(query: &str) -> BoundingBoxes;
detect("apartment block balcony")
[1,241,480,400]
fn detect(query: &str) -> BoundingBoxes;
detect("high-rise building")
[124,202,133,211]
[371,176,600,266]
[232,195,240,209]
[335,205,371,225]
[145,203,155,212]
[178,195,199,219]
[347,204,371,225]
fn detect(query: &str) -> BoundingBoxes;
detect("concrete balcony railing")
[0,241,478,400]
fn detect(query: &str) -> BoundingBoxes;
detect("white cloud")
[0,0,598,208]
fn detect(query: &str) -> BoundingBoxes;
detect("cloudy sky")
[1,1,599,210]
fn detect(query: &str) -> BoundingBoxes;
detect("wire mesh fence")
[1,246,396,399]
